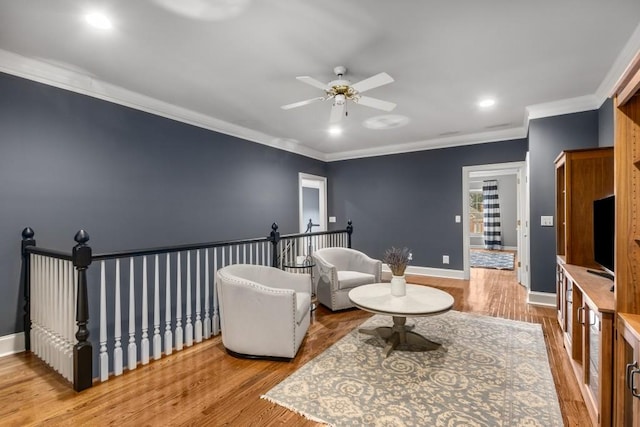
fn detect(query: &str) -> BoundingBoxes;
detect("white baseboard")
[527,291,557,308]
[382,265,465,280]
[0,332,25,358]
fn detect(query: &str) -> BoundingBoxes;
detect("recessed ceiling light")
[328,126,342,136]
[85,12,112,30]
[478,98,496,108]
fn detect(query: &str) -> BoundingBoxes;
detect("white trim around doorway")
[462,161,528,284]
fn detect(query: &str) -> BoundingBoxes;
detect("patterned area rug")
[262,311,562,426]
[470,250,515,270]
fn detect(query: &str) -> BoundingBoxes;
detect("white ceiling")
[1,1,639,161]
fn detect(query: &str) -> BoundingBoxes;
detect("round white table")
[348,283,454,357]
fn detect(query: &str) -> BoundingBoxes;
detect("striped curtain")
[482,180,503,250]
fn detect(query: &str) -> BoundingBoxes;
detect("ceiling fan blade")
[329,102,345,123]
[350,72,394,94]
[296,76,330,91]
[281,97,325,110]
[356,95,397,112]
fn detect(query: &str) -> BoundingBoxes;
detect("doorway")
[298,173,327,233]
[462,160,529,288]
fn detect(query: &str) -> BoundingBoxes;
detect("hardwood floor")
[0,266,590,426]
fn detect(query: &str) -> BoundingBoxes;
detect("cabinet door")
[586,307,600,402]
[557,262,564,325]
[620,327,640,426]
[565,280,573,340]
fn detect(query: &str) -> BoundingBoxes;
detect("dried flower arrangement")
[383,246,412,276]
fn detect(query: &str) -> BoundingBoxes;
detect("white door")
[519,153,531,288]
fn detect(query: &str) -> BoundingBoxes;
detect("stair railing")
[21,220,353,391]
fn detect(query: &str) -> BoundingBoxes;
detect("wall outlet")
[455,215,461,223]
[540,216,554,227]
[328,216,336,223]
[443,255,449,264]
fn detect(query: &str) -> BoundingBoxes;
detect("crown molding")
[324,126,528,162]
[3,29,639,164]
[526,94,601,120]
[599,22,640,100]
[0,49,327,162]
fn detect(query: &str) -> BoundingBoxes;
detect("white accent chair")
[312,247,382,311]
[216,264,311,360]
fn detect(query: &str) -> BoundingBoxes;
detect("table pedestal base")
[358,316,441,357]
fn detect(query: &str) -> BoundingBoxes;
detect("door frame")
[462,161,529,286]
[298,173,327,233]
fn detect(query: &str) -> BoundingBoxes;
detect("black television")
[593,194,615,276]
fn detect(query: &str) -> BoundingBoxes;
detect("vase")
[390,275,406,297]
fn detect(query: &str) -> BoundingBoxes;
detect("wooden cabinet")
[613,52,640,426]
[554,143,614,426]
[555,148,613,268]
[616,314,640,426]
[558,264,614,426]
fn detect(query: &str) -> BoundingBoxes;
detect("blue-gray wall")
[528,110,599,293]
[326,139,528,270]
[0,72,326,335]
[598,98,614,147]
[0,69,615,336]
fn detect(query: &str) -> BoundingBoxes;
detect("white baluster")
[40,256,47,365]
[45,256,51,365]
[236,245,239,264]
[262,242,267,266]
[99,261,108,381]
[45,256,51,366]
[249,243,253,264]
[165,253,173,355]
[128,258,137,370]
[55,259,62,380]
[53,259,61,373]
[114,259,123,376]
[29,255,36,356]
[153,254,161,360]
[141,256,149,365]
[175,252,183,351]
[204,249,211,340]
[64,260,73,381]
[229,246,233,265]
[243,244,247,263]
[195,250,202,343]
[212,248,220,335]
[185,251,193,347]
[222,246,226,268]
[58,259,67,379]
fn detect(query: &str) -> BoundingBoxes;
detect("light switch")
[455,215,461,223]
[541,216,554,227]
[329,216,336,223]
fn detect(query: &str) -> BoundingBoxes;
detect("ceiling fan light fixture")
[328,126,342,136]
[334,94,346,106]
[85,12,112,29]
[478,98,496,108]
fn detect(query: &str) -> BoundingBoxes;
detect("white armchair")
[312,247,382,311]
[216,264,311,360]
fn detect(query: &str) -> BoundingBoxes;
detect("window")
[469,189,483,234]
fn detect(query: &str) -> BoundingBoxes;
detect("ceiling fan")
[281,66,396,123]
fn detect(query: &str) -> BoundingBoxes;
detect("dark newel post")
[21,227,36,352]
[72,230,93,392]
[268,223,280,268]
[346,220,353,248]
